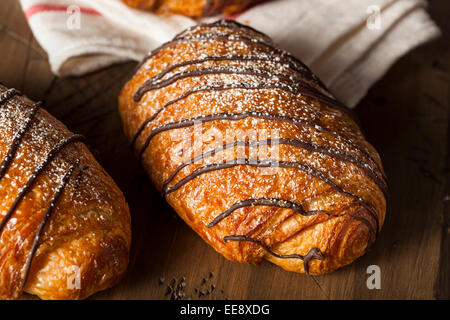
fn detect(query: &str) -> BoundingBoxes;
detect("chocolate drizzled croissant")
[0,85,131,299]
[121,0,260,17]
[119,20,387,275]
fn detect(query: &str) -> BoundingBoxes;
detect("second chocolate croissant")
[0,85,131,299]
[121,0,260,17]
[119,20,387,275]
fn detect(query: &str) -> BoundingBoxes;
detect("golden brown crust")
[121,0,260,17]
[0,85,131,300]
[118,20,387,275]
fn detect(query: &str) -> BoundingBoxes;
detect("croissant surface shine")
[119,20,387,275]
[121,0,260,17]
[0,85,131,299]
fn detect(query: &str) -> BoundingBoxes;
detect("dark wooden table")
[1,0,449,300]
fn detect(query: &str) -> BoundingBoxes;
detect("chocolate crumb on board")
[165,276,188,300]
[194,271,222,299]
[162,272,226,300]
[165,285,173,296]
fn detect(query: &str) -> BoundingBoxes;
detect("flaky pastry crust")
[118,20,387,275]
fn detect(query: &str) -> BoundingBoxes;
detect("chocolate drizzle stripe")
[168,32,309,75]
[138,54,312,92]
[0,134,85,234]
[74,165,89,190]
[0,88,20,106]
[207,198,335,228]
[174,19,270,41]
[136,111,386,184]
[162,139,387,197]
[0,102,40,181]
[162,158,380,232]
[133,66,294,100]
[131,82,338,148]
[133,35,348,114]
[223,235,324,275]
[21,159,80,288]
[168,20,325,86]
[133,67,342,115]
[137,33,317,84]
[131,79,355,152]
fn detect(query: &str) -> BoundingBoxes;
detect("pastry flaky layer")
[0,85,131,300]
[121,0,260,17]
[119,20,387,275]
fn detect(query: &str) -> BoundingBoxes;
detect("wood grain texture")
[1,0,449,300]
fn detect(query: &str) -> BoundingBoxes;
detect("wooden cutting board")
[1,0,450,300]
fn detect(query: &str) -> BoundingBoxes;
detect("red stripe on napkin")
[24,4,102,19]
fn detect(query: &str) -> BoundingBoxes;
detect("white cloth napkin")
[19,0,440,107]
